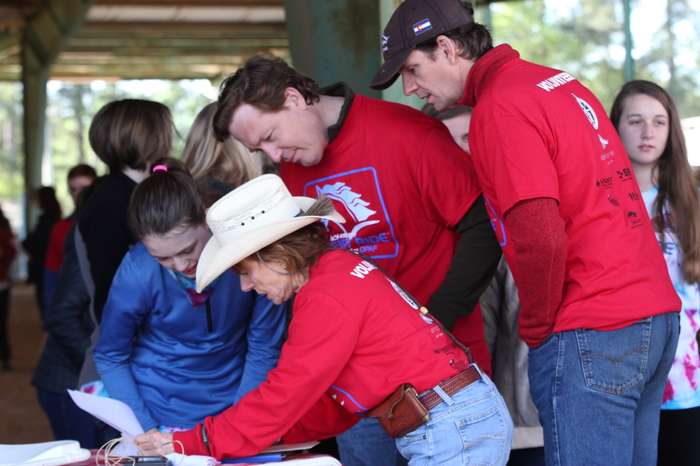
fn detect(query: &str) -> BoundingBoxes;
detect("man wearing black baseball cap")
[375,2,682,466]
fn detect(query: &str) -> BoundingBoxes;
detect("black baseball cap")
[370,0,474,90]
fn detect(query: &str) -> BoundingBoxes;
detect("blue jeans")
[337,417,407,466]
[395,370,512,465]
[528,313,679,466]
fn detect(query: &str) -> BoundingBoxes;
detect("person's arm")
[428,195,502,330]
[44,227,93,368]
[503,198,567,348]
[93,251,159,431]
[233,295,287,402]
[282,393,360,443]
[173,292,360,459]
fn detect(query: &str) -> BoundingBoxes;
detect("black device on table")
[119,456,171,466]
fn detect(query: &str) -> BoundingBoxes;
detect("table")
[65,452,341,466]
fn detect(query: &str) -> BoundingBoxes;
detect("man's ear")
[283,87,307,110]
[436,35,460,64]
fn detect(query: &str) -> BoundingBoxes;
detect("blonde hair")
[182,102,265,195]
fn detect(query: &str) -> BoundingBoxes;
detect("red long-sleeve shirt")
[175,250,469,459]
[461,44,680,346]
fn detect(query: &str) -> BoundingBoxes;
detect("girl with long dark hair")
[611,80,700,466]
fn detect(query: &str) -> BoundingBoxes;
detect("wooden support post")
[20,0,93,226]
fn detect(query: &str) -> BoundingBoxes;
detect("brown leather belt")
[418,366,481,411]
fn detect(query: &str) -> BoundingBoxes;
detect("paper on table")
[68,389,143,455]
[0,440,91,466]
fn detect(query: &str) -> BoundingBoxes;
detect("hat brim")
[196,197,344,292]
[370,48,412,91]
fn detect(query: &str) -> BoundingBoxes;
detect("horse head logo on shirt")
[315,181,380,240]
[303,168,399,259]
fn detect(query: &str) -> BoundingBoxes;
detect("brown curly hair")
[213,55,321,142]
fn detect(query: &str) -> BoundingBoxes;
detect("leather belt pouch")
[368,384,430,438]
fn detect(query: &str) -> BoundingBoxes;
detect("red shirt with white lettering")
[281,91,491,373]
[174,250,470,459]
[460,44,679,341]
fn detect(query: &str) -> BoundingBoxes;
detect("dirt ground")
[0,283,53,444]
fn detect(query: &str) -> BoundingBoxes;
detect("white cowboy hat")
[196,174,345,292]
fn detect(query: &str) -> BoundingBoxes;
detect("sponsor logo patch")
[572,94,599,130]
[412,18,433,36]
[386,278,421,311]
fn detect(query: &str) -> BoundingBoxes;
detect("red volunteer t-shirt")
[281,93,491,373]
[460,45,679,337]
[175,250,470,459]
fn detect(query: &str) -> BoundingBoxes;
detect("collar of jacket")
[460,44,520,107]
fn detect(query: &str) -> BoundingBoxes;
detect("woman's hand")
[134,429,174,456]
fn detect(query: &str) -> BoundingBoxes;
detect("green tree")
[483,0,700,117]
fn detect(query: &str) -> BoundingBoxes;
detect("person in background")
[0,204,17,371]
[42,164,97,311]
[373,1,681,464]
[22,186,62,322]
[78,99,174,324]
[424,102,545,466]
[611,80,700,466]
[93,158,285,432]
[182,102,270,206]
[135,174,512,465]
[32,183,108,448]
[213,56,501,466]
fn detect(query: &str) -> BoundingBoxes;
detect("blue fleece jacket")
[93,242,286,430]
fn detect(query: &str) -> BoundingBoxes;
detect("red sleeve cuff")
[173,425,209,456]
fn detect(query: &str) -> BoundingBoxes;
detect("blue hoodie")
[94,242,287,430]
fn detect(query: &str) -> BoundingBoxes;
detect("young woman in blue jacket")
[93,158,287,431]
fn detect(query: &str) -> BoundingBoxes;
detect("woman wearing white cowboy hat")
[136,174,512,465]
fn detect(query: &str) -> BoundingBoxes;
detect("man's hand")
[134,429,175,456]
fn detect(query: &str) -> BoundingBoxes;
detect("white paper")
[68,389,143,455]
[68,390,144,436]
[111,440,139,457]
[166,453,217,466]
[0,440,91,466]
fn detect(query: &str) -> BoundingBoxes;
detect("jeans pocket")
[575,318,652,395]
[398,423,430,446]
[395,423,431,464]
[454,395,509,465]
